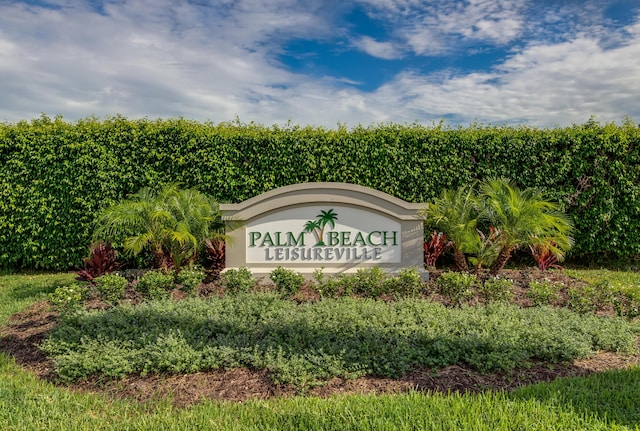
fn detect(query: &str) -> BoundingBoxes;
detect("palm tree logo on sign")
[303,209,338,246]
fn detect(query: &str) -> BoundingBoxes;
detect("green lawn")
[565,268,640,291]
[0,273,77,323]
[1,272,639,431]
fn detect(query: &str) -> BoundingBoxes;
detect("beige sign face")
[246,205,401,263]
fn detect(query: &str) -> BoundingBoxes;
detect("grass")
[0,272,77,324]
[566,268,640,320]
[514,367,640,428]
[1,272,639,430]
[0,353,637,430]
[565,268,640,291]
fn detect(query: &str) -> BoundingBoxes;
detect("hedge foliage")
[1,115,639,270]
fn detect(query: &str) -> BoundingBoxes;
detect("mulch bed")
[1,268,638,408]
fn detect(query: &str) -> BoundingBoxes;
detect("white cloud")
[372,29,640,125]
[0,0,324,121]
[402,27,447,56]
[352,36,402,59]
[433,0,526,44]
[358,0,527,55]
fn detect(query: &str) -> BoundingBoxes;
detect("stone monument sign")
[220,183,427,279]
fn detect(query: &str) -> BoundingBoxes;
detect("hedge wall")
[1,115,639,270]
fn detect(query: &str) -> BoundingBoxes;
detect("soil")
[1,268,638,408]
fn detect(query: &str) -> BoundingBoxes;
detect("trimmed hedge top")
[1,115,639,270]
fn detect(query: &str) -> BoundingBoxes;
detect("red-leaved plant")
[424,231,451,268]
[204,238,226,278]
[76,241,120,282]
[529,242,561,271]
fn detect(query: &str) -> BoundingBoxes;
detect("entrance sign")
[246,205,401,263]
[221,183,427,279]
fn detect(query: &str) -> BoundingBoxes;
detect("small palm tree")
[304,220,322,245]
[420,184,481,270]
[316,209,338,246]
[94,184,223,271]
[480,178,574,275]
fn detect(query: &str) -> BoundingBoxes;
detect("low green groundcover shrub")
[220,267,256,294]
[175,265,206,295]
[95,273,128,305]
[41,295,638,388]
[435,272,477,305]
[270,266,305,295]
[527,280,562,306]
[47,284,86,315]
[136,270,174,299]
[479,277,514,302]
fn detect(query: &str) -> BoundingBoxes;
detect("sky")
[1,0,640,128]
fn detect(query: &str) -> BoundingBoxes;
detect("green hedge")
[1,115,639,270]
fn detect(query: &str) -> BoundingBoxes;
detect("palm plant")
[480,178,574,275]
[304,220,322,245]
[467,227,501,271]
[303,209,338,246]
[94,184,224,271]
[316,209,338,246]
[420,184,481,270]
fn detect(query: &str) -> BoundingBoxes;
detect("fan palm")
[94,184,223,271]
[420,184,481,270]
[480,178,574,275]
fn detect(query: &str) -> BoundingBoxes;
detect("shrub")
[270,267,305,295]
[220,267,255,294]
[422,178,574,276]
[468,227,501,271]
[3,118,640,272]
[529,241,561,271]
[527,280,562,306]
[591,280,616,307]
[204,238,225,278]
[95,273,128,305]
[436,272,477,305]
[48,284,86,316]
[479,178,574,276]
[383,267,424,297]
[136,270,174,300]
[176,265,206,295]
[341,267,388,297]
[421,184,480,271]
[479,276,514,302]
[42,296,638,386]
[311,268,341,298]
[567,286,594,314]
[116,268,148,282]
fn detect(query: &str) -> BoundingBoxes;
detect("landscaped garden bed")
[2,267,639,408]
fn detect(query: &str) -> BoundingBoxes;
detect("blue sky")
[1,0,639,127]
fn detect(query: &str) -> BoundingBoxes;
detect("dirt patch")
[0,300,58,379]
[1,269,639,408]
